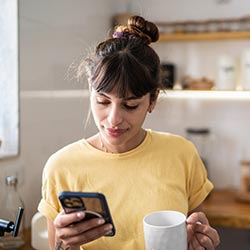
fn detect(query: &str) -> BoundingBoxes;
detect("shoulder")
[51,139,84,159]
[149,130,192,146]
[43,139,85,175]
[147,129,197,155]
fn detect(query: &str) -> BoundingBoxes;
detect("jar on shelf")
[196,20,208,33]
[0,176,25,249]
[173,22,186,33]
[186,128,214,178]
[185,21,197,33]
[241,49,250,90]
[216,55,237,90]
[228,18,241,32]
[207,19,219,33]
[239,16,250,31]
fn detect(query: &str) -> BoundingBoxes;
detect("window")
[0,0,19,158]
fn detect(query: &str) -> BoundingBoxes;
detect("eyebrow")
[98,92,142,101]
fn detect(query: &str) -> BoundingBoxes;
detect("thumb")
[186,212,209,225]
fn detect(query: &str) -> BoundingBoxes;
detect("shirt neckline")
[81,129,152,157]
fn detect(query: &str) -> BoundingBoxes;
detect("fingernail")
[104,224,113,231]
[105,230,113,236]
[76,211,85,218]
[97,218,105,225]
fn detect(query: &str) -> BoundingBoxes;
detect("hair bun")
[128,16,159,43]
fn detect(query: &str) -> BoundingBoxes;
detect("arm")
[186,205,220,250]
[47,219,56,250]
[46,211,113,250]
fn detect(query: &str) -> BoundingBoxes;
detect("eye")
[124,104,139,110]
[96,98,110,105]
[96,100,109,105]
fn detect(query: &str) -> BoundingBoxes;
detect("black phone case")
[58,191,115,236]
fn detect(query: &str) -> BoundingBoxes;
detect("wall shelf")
[159,90,250,100]
[159,31,250,42]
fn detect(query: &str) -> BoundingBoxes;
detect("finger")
[186,220,205,241]
[186,212,209,225]
[65,218,107,237]
[191,234,204,250]
[186,223,195,242]
[195,224,220,248]
[54,211,86,228]
[187,223,207,250]
[188,241,195,250]
[195,231,214,250]
[56,217,106,240]
[62,223,113,246]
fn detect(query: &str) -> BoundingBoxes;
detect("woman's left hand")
[186,212,220,250]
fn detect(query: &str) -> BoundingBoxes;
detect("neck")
[99,133,113,153]
[98,129,146,154]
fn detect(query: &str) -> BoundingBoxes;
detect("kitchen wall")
[0,0,113,227]
[140,0,250,190]
[0,0,250,249]
[148,92,250,187]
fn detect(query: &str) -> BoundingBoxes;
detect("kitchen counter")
[201,189,250,229]
[0,231,31,249]
[20,228,33,250]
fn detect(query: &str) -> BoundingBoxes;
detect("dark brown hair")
[80,15,163,103]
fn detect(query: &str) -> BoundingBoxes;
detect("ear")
[148,89,160,113]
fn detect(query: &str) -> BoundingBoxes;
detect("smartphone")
[58,191,115,236]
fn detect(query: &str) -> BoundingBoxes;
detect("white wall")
[138,0,250,190]
[0,0,249,240]
[0,0,111,227]
[135,0,250,21]
[20,0,114,91]
[144,94,250,189]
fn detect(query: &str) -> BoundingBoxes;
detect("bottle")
[216,55,237,90]
[241,49,250,90]
[0,176,25,249]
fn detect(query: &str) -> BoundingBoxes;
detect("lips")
[106,128,127,137]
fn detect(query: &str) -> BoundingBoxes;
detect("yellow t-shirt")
[38,129,213,250]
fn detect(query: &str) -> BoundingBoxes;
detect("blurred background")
[1,0,250,249]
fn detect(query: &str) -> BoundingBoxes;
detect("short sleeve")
[37,156,61,222]
[187,145,214,211]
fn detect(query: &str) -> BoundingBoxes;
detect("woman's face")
[90,88,156,153]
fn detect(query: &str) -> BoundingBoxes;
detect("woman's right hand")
[53,210,113,249]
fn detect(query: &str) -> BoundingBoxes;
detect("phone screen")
[60,195,104,219]
[58,191,115,236]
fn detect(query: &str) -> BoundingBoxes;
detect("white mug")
[143,210,187,250]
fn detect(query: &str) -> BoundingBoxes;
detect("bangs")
[90,52,156,98]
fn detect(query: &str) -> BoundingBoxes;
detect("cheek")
[130,109,148,125]
[91,107,105,122]
[90,102,102,123]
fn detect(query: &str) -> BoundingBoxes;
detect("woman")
[38,15,220,250]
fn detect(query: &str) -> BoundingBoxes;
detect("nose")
[107,104,123,127]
